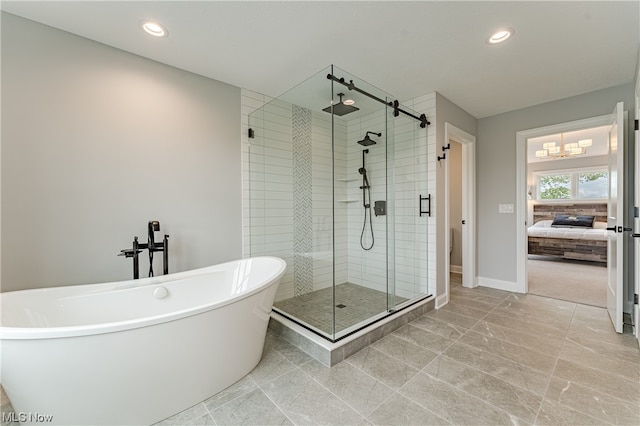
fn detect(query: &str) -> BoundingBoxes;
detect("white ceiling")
[2,1,638,118]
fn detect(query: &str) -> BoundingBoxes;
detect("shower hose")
[360,179,374,250]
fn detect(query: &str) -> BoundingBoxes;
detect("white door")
[607,101,624,333]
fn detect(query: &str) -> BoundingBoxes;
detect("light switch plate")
[499,204,514,213]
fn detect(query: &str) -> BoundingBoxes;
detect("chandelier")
[535,133,592,159]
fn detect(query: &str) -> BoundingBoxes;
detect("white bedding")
[527,220,608,241]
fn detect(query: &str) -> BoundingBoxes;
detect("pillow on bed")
[551,214,595,228]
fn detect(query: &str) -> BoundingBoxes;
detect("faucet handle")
[119,248,142,258]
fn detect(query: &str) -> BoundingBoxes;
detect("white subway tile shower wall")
[243,93,295,300]
[241,88,437,303]
[310,109,338,293]
[346,110,387,293]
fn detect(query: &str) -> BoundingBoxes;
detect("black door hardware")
[419,194,431,217]
[607,226,636,235]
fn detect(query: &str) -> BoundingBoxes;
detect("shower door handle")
[419,194,431,217]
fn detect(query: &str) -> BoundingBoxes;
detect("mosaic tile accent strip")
[292,105,313,296]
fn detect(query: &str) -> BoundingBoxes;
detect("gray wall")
[1,13,242,292]
[477,83,635,285]
[435,93,477,296]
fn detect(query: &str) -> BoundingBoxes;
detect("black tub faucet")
[146,221,168,277]
[119,220,169,279]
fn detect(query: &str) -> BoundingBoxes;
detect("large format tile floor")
[155,273,640,425]
[4,275,637,425]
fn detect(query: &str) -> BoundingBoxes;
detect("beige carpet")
[527,255,607,307]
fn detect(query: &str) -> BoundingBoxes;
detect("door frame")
[515,114,613,293]
[634,67,640,342]
[444,122,476,303]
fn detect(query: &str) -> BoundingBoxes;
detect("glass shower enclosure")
[248,65,430,341]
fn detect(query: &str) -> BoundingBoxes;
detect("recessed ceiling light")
[343,99,355,106]
[139,20,169,38]
[487,28,514,44]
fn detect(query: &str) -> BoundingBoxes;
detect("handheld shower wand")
[358,167,370,207]
[359,149,374,250]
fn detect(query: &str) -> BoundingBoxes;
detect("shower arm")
[365,131,381,139]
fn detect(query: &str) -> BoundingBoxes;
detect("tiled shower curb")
[268,296,435,366]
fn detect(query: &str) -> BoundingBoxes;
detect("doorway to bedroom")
[525,126,610,307]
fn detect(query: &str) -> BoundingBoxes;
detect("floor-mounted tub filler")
[0,256,286,425]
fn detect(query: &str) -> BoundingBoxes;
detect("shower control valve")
[374,200,386,216]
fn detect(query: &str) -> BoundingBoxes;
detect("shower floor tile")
[273,283,408,336]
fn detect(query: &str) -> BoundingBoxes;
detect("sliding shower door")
[335,66,394,338]
[387,106,430,310]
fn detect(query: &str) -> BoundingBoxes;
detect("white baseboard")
[435,292,449,309]
[462,277,479,288]
[450,264,462,274]
[476,276,521,293]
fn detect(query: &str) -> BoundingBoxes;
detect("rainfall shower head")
[322,93,359,116]
[357,131,382,146]
[358,136,376,147]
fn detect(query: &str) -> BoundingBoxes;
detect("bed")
[527,203,608,263]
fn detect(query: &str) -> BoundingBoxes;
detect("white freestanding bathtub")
[0,256,286,425]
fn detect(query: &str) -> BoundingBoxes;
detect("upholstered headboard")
[532,203,608,224]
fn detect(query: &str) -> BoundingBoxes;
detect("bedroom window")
[535,168,608,200]
[577,171,608,199]
[539,174,571,199]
